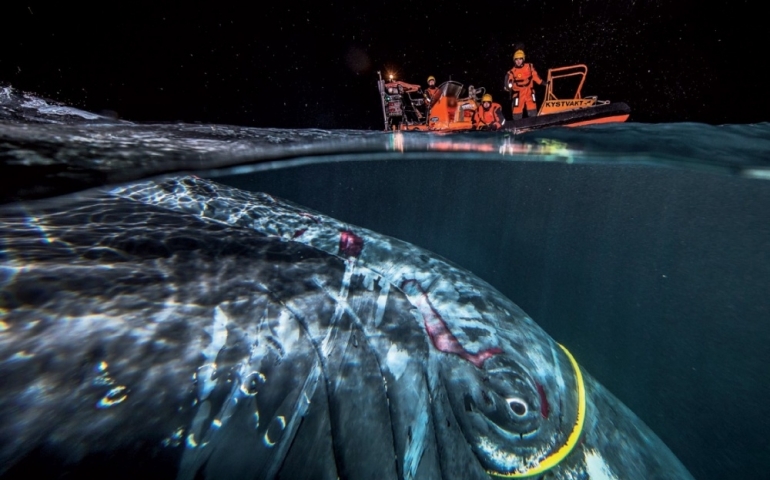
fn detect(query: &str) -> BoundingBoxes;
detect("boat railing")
[544,64,588,101]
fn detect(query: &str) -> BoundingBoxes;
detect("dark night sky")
[1,1,766,129]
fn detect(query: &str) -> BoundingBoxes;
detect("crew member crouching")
[472,94,505,131]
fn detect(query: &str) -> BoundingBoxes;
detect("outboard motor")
[377,71,405,130]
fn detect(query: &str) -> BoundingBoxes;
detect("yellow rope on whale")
[487,343,586,478]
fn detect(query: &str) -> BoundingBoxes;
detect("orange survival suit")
[424,75,441,106]
[425,86,440,104]
[472,94,505,130]
[505,50,544,120]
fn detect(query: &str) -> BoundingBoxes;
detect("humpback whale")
[0,175,693,479]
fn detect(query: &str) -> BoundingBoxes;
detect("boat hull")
[503,102,631,132]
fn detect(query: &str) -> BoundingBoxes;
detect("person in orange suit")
[424,75,440,106]
[505,49,545,120]
[472,94,505,130]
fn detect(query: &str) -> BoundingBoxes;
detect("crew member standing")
[424,75,440,106]
[472,94,505,130]
[505,49,545,120]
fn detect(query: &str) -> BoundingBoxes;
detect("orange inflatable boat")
[377,64,630,132]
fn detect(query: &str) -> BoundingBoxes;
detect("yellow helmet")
[427,75,436,82]
[482,94,493,103]
[513,49,525,60]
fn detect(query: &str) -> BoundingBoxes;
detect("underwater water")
[218,157,770,480]
[2,86,770,479]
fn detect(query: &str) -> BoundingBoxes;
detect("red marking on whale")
[338,230,364,258]
[400,279,501,368]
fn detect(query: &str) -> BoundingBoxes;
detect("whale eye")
[506,397,528,417]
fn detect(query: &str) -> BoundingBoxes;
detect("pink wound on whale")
[401,279,501,368]
[338,230,364,258]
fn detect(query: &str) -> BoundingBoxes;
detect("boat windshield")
[437,81,463,99]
